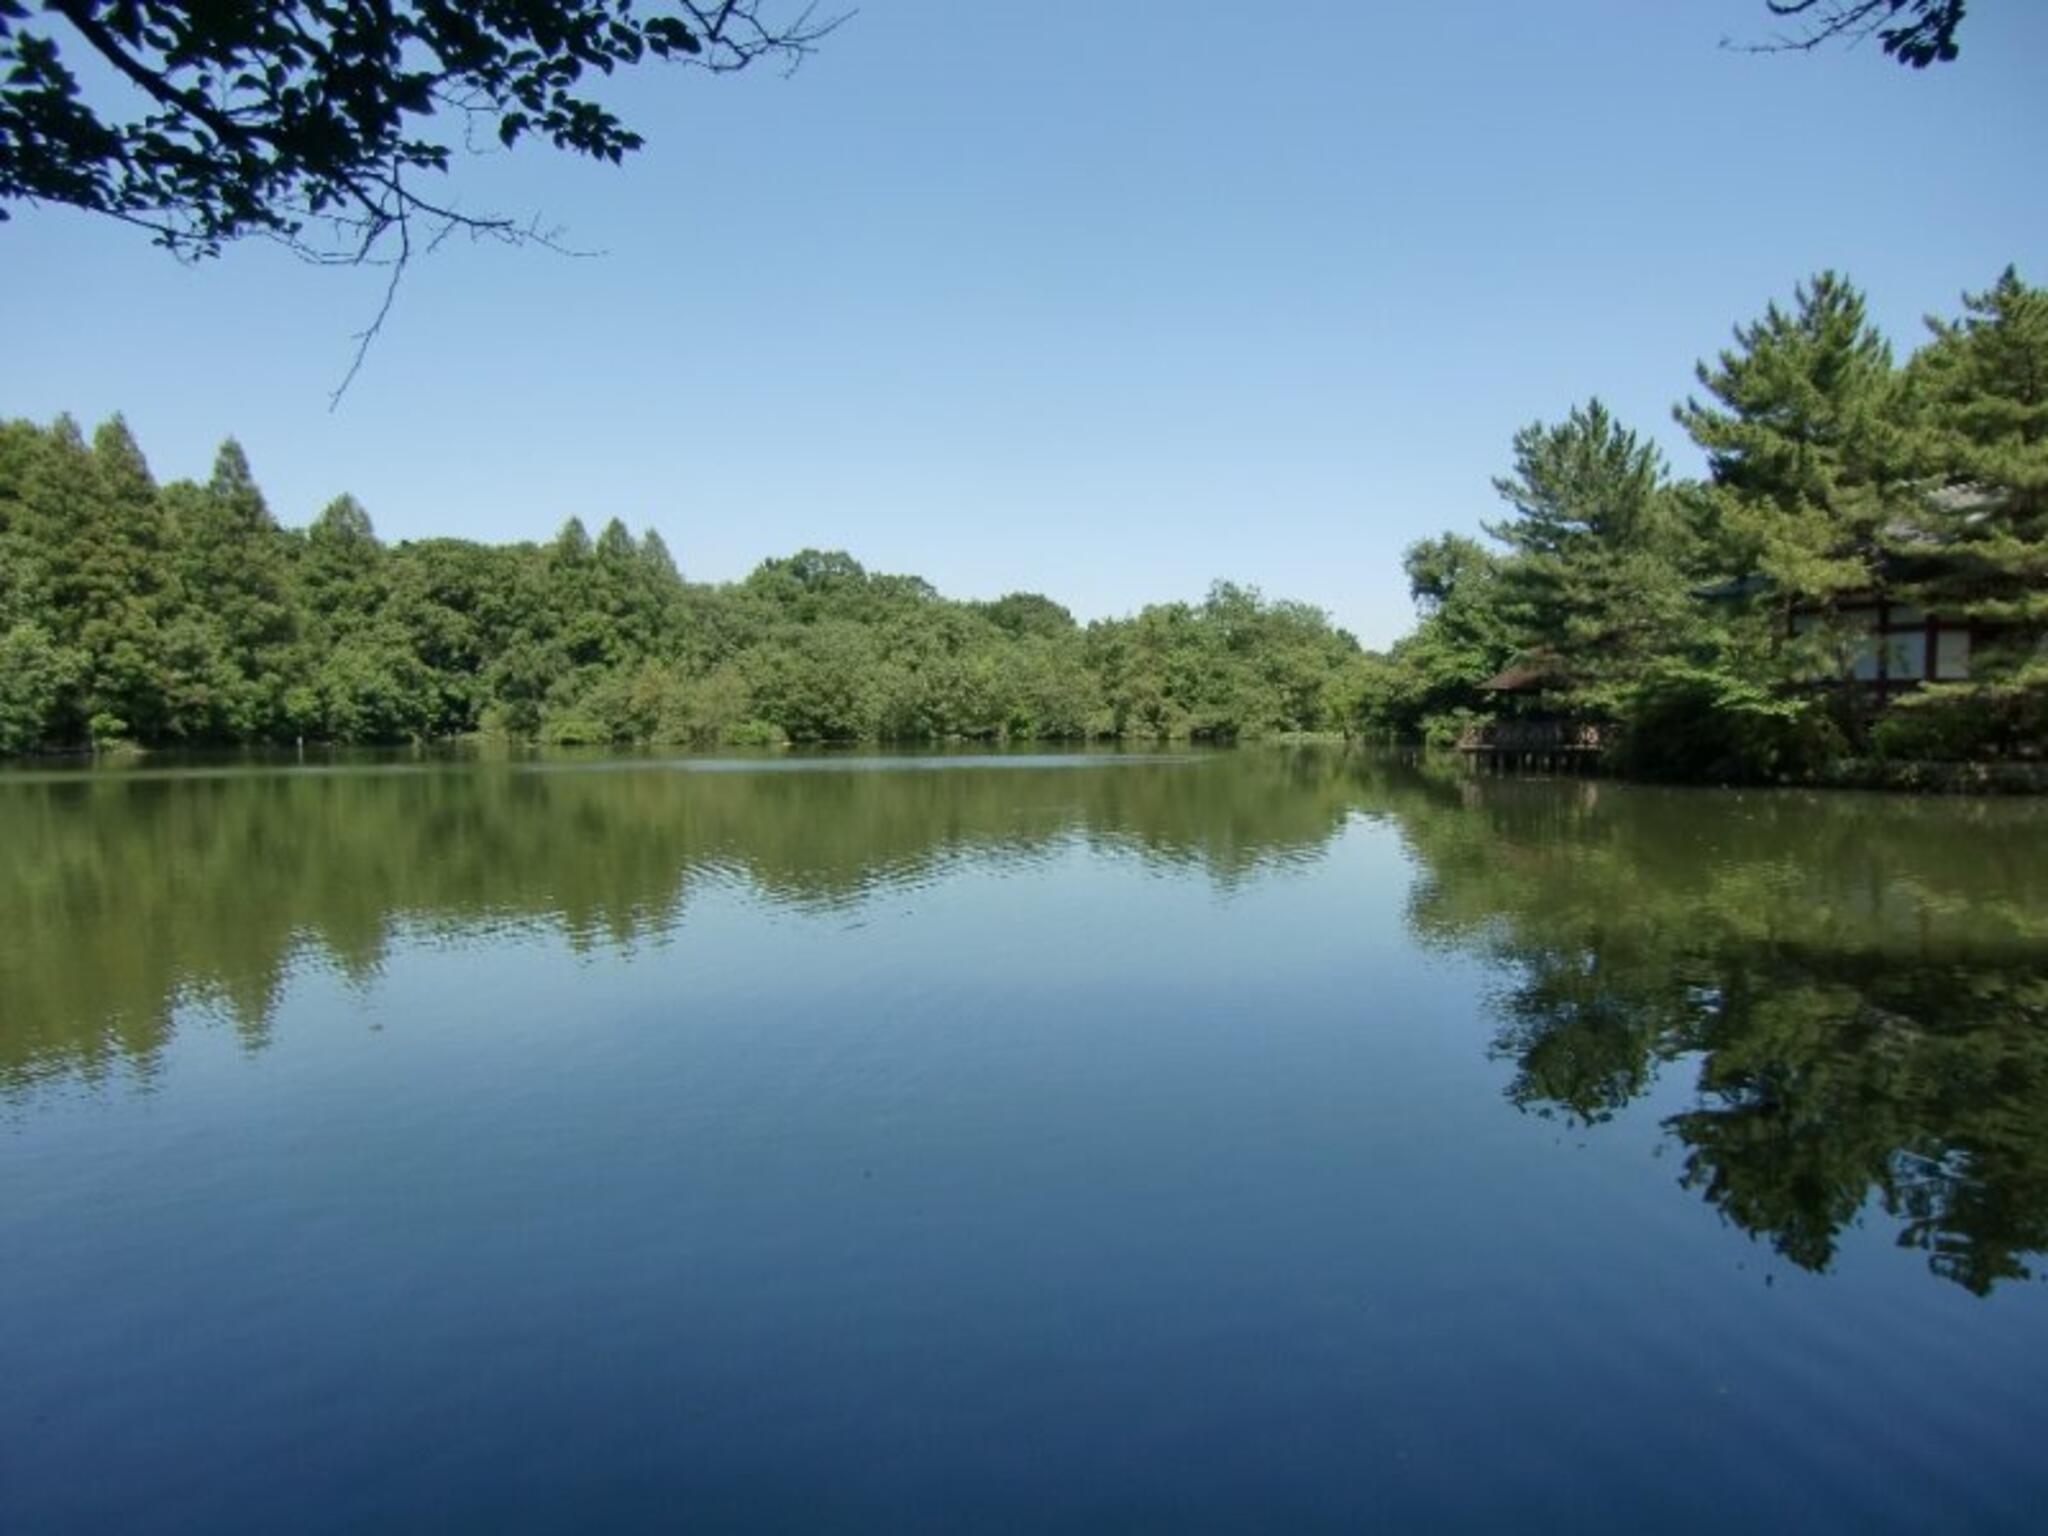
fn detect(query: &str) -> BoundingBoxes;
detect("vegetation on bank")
[0,424,1367,753]
[1359,266,2047,778]
[4,265,2039,771]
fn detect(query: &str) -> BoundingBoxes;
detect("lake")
[3,748,2045,1533]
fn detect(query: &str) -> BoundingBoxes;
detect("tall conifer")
[1678,272,1905,607]
[1894,267,2048,747]
[1484,399,1687,703]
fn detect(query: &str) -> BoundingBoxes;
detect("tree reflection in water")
[3,747,2044,1293]
[1396,770,2048,1295]
[0,749,1362,1089]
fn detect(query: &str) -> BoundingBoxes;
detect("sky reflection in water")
[2,750,2045,1532]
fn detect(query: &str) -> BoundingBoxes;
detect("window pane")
[1851,635,1881,681]
[1886,630,1927,680]
[1936,628,1971,680]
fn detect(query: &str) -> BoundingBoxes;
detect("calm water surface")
[3,749,2045,1532]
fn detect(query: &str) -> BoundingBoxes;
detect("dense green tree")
[1364,535,1514,744]
[744,618,884,743]
[1884,267,2048,753]
[1484,399,1694,708]
[1635,275,1916,758]
[315,638,440,744]
[13,415,170,742]
[0,620,76,754]
[976,592,1077,641]
[0,420,42,631]
[1361,265,2042,773]
[0,416,1382,754]
[161,439,298,738]
[1677,272,1905,620]
[300,495,385,632]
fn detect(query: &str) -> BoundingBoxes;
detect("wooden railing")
[1456,720,1605,754]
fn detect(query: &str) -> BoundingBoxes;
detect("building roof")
[1480,658,1567,692]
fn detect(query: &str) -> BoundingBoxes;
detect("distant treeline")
[6,264,2040,766]
[0,422,1367,752]
[1357,267,2046,776]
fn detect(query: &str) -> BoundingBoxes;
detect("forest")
[1361,265,2047,776]
[3,264,2041,770]
[0,418,1365,752]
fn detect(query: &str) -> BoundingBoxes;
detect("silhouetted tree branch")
[0,2,842,398]
[1744,1,1967,66]
[0,1,842,262]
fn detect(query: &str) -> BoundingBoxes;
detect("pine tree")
[1893,267,2048,751]
[1676,273,1911,733]
[1483,398,1689,706]
[1678,273,1905,598]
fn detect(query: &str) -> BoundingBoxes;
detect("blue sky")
[6,1,2045,645]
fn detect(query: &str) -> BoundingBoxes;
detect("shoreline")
[7,734,2044,794]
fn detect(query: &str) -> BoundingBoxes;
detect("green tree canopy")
[1678,272,1904,601]
[0,413,1367,753]
[1359,263,2041,774]
[1484,399,1693,703]
[1885,266,2048,750]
